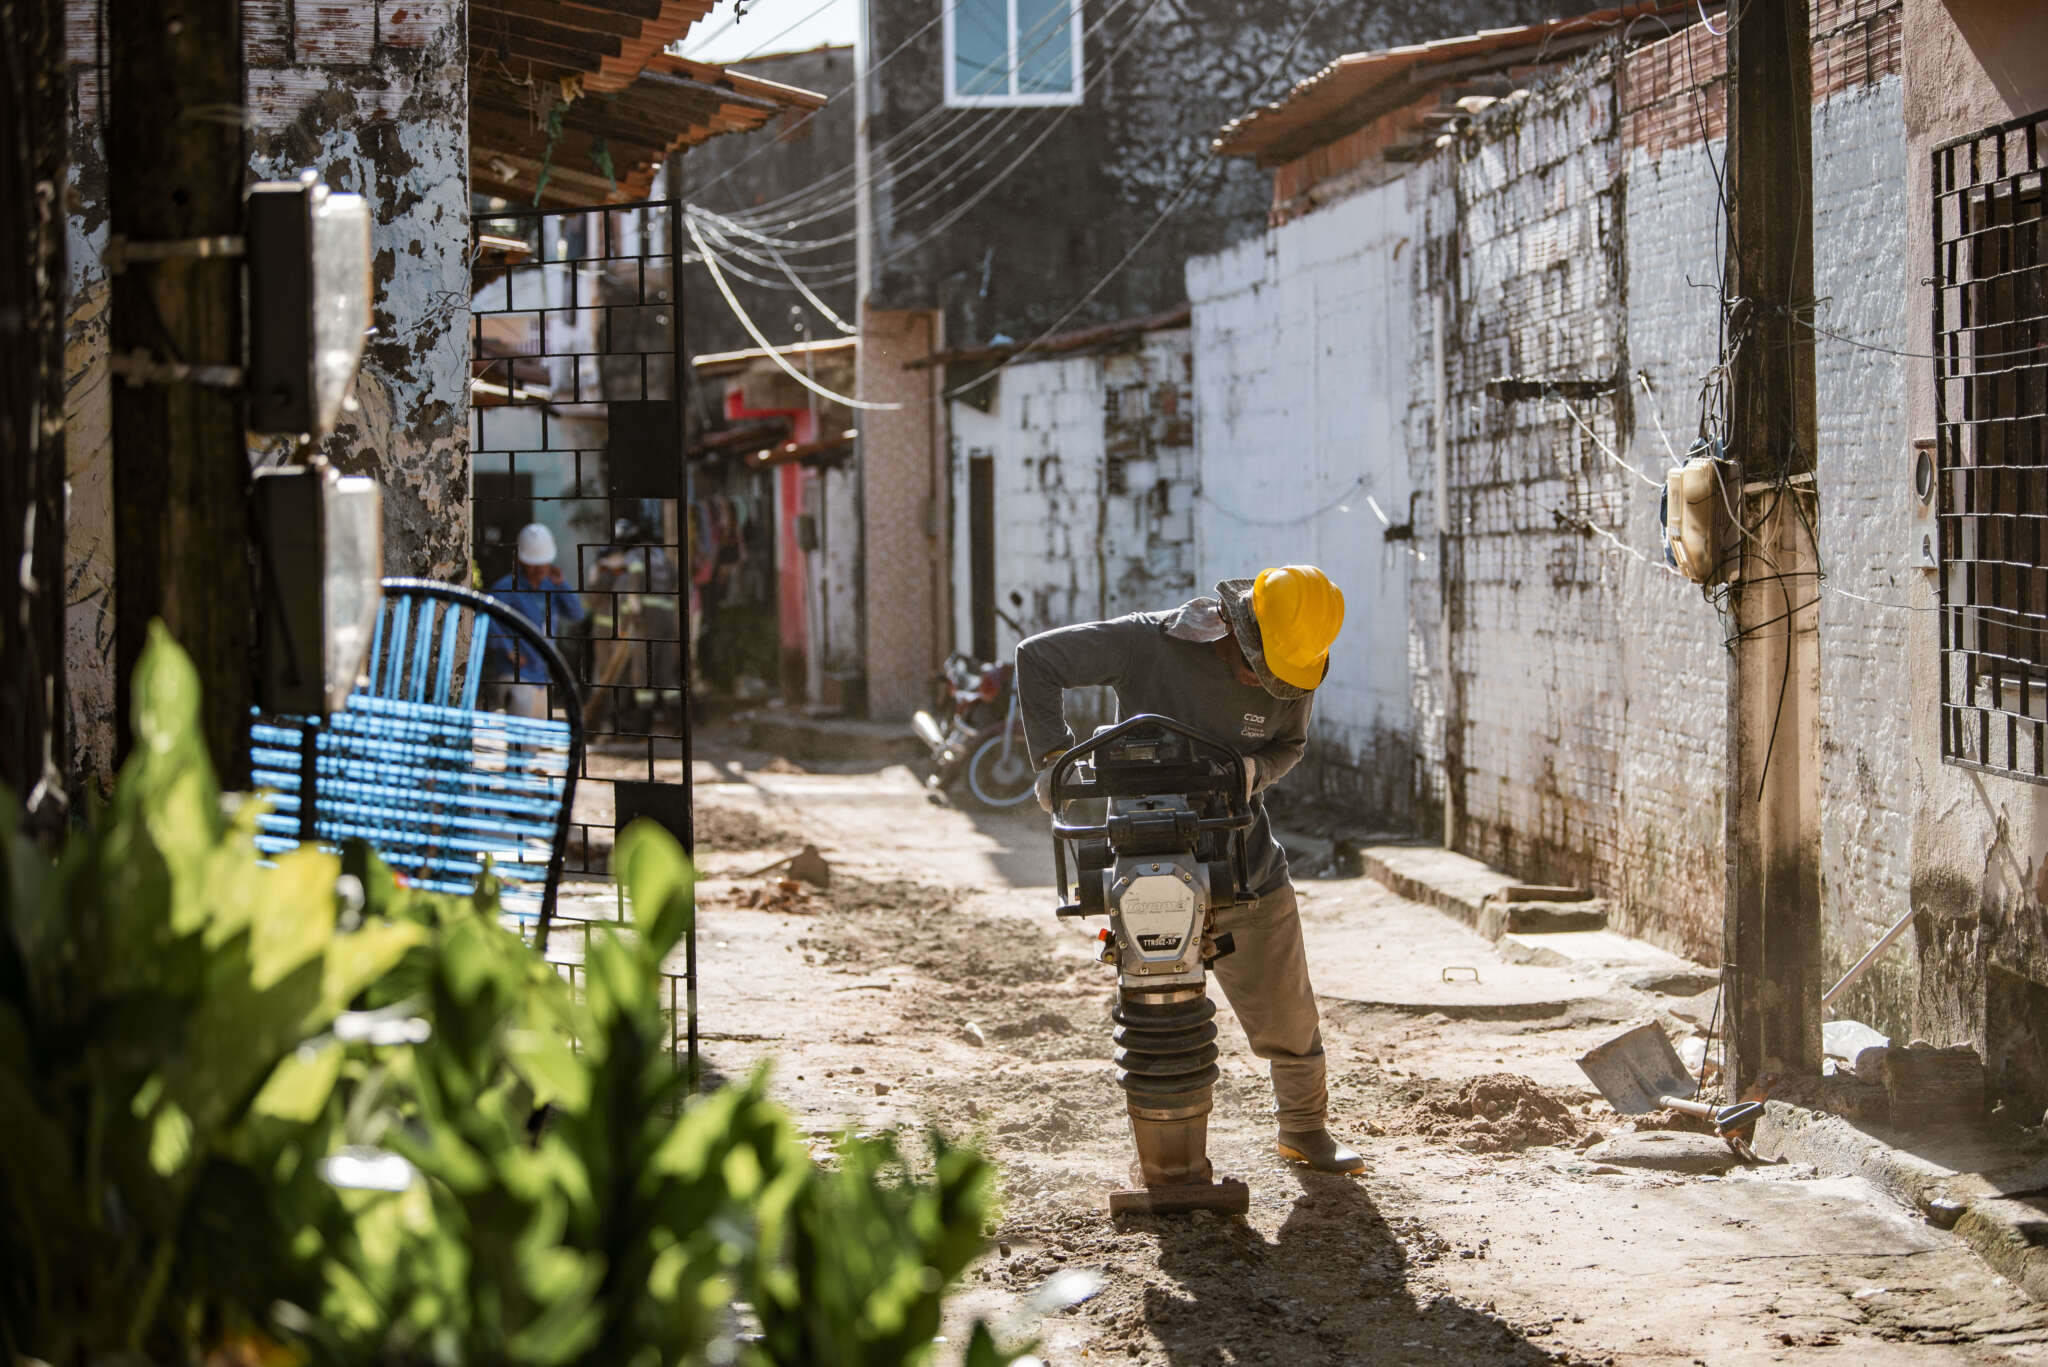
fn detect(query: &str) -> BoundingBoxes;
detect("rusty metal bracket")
[104,233,245,274]
[109,348,244,390]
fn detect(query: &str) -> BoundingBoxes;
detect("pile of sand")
[1385,1073,1581,1152]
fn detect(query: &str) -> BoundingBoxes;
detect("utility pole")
[105,0,252,783]
[1722,0,1823,1093]
[0,0,70,833]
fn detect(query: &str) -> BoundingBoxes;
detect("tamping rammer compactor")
[1047,715,1257,1216]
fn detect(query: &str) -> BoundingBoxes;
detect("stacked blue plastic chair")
[248,577,584,950]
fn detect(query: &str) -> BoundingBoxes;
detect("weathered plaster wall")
[1806,76,1918,1037]
[866,0,1553,348]
[59,0,471,788]
[947,328,1196,663]
[244,1,471,582]
[1902,0,2048,1109]
[1186,179,1420,824]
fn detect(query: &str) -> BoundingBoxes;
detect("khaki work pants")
[1207,881,1328,1133]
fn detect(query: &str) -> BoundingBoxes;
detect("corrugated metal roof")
[471,2,827,208]
[1214,2,1698,167]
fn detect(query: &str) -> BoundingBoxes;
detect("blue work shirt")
[485,569,588,683]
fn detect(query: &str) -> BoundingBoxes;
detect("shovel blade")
[1577,1022,1695,1115]
[789,844,832,889]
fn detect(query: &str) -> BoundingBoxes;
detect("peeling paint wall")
[1438,70,1635,921]
[60,0,470,789]
[948,329,1196,678]
[245,1,471,582]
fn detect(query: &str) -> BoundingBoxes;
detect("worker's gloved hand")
[1242,755,1260,803]
[1034,750,1068,813]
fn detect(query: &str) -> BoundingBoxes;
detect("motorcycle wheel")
[965,731,1036,808]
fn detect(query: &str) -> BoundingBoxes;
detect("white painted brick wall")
[1619,128,1741,959]
[1175,57,1912,970]
[947,330,1199,731]
[1809,76,1916,1031]
[1187,175,1422,819]
[1438,75,1639,911]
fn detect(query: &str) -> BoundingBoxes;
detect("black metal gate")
[469,199,695,872]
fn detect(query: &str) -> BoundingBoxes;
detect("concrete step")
[1356,842,1719,1003]
[1478,898,1608,938]
[1357,843,1517,929]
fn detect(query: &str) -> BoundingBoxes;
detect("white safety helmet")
[516,523,557,566]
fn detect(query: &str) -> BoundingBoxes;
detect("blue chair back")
[248,578,584,948]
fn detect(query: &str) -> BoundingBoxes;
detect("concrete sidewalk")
[1757,1103,2048,1303]
[1295,835,1716,1003]
[1334,838,2048,1306]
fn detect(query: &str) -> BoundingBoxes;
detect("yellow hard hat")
[1252,565,1344,691]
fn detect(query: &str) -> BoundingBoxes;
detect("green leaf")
[614,819,695,961]
[505,1027,589,1114]
[251,1041,345,1125]
[320,920,425,1018]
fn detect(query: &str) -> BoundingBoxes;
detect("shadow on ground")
[1132,1171,1570,1366]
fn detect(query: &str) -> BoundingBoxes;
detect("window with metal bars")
[1933,108,2048,784]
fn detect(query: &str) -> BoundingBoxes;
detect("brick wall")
[1436,68,1639,903]
[859,307,944,721]
[946,330,1198,733]
[1186,5,1912,966]
[60,0,469,789]
[1620,0,1901,156]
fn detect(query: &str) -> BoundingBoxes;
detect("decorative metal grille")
[471,199,693,865]
[1933,109,2048,785]
[471,199,697,1084]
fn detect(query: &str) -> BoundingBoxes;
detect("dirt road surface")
[625,738,2048,1365]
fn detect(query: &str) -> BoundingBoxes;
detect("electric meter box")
[254,463,383,715]
[246,175,372,441]
[1662,452,1725,584]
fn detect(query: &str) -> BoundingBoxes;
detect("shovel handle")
[1656,1095,1713,1119]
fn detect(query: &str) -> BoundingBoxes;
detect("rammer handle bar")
[1044,713,1256,911]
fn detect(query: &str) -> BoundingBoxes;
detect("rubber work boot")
[1277,1129,1366,1174]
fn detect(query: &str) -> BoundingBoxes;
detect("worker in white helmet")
[485,523,587,718]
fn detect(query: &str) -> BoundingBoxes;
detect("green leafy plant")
[304,822,1013,1367]
[2,628,1021,1366]
[0,624,418,1363]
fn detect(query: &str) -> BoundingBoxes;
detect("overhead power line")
[685,212,900,410]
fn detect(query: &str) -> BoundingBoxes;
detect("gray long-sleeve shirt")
[1015,604,1311,895]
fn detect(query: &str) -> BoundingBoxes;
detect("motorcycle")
[911,652,1036,808]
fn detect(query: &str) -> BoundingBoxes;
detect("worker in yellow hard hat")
[1014,565,1362,1174]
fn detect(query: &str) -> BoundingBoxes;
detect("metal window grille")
[1933,108,2048,785]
